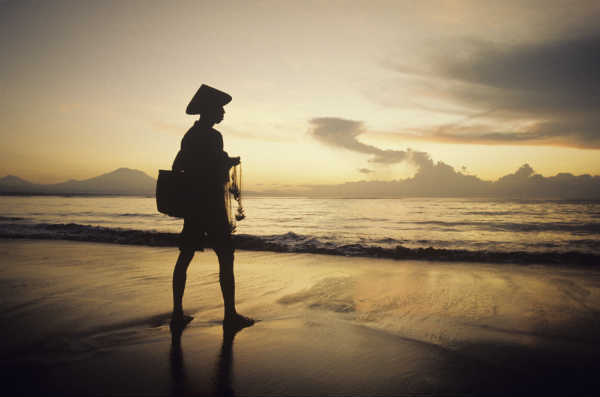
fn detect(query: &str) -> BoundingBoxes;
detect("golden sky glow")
[1,1,599,190]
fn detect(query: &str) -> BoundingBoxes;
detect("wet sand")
[1,239,600,396]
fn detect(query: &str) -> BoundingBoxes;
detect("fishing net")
[225,162,245,232]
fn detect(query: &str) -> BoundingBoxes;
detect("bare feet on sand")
[223,313,254,331]
[170,312,194,330]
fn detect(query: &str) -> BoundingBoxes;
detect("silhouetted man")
[171,85,253,330]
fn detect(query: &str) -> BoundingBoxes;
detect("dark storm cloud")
[441,36,600,109]
[309,117,431,166]
[387,34,600,148]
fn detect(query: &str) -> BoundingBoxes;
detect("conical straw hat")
[186,84,232,115]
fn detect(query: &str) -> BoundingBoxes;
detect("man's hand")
[230,156,241,166]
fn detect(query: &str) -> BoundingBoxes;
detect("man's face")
[215,107,225,124]
[205,107,225,124]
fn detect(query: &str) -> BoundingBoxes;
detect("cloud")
[304,162,600,199]
[358,168,373,174]
[442,37,599,110]
[309,117,431,166]
[383,34,600,149]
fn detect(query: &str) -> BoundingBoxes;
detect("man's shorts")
[178,208,233,252]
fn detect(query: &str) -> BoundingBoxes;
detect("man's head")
[186,85,231,118]
[200,106,225,125]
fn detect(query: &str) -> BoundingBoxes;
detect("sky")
[1,0,599,192]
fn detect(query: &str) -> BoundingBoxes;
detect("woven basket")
[156,170,189,218]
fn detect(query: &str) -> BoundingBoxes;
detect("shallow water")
[1,195,599,257]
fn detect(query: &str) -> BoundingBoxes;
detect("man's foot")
[223,313,255,331]
[170,312,194,330]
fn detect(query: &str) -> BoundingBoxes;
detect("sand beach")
[2,239,600,396]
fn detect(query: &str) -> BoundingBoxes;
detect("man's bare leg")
[216,247,254,329]
[172,249,195,325]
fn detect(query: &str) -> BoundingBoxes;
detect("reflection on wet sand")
[215,327,237,397]
[169,325,187,396]
[4,241,600,396]
[170,324,244,397]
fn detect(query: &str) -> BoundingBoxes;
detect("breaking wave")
[0,222,598,266]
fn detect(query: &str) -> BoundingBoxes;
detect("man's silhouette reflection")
[215,327,238,397]
[170,324,242,397]
[170,85,253,330]
[169,327,187,396]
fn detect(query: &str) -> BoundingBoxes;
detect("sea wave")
[462,211,517,216]
[405,220,600,234]
[0,216,26,221]
[22,211,160,218]
[0,222,598,266]
[117,213,161,218]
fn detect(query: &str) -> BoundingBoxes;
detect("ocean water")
[1,195,599,262]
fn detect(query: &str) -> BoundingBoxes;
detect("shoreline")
[1,224,599,267]
[2,239,600,395]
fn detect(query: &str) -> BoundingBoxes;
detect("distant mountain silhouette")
[0,168,156,196]
[0,175,36,189]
